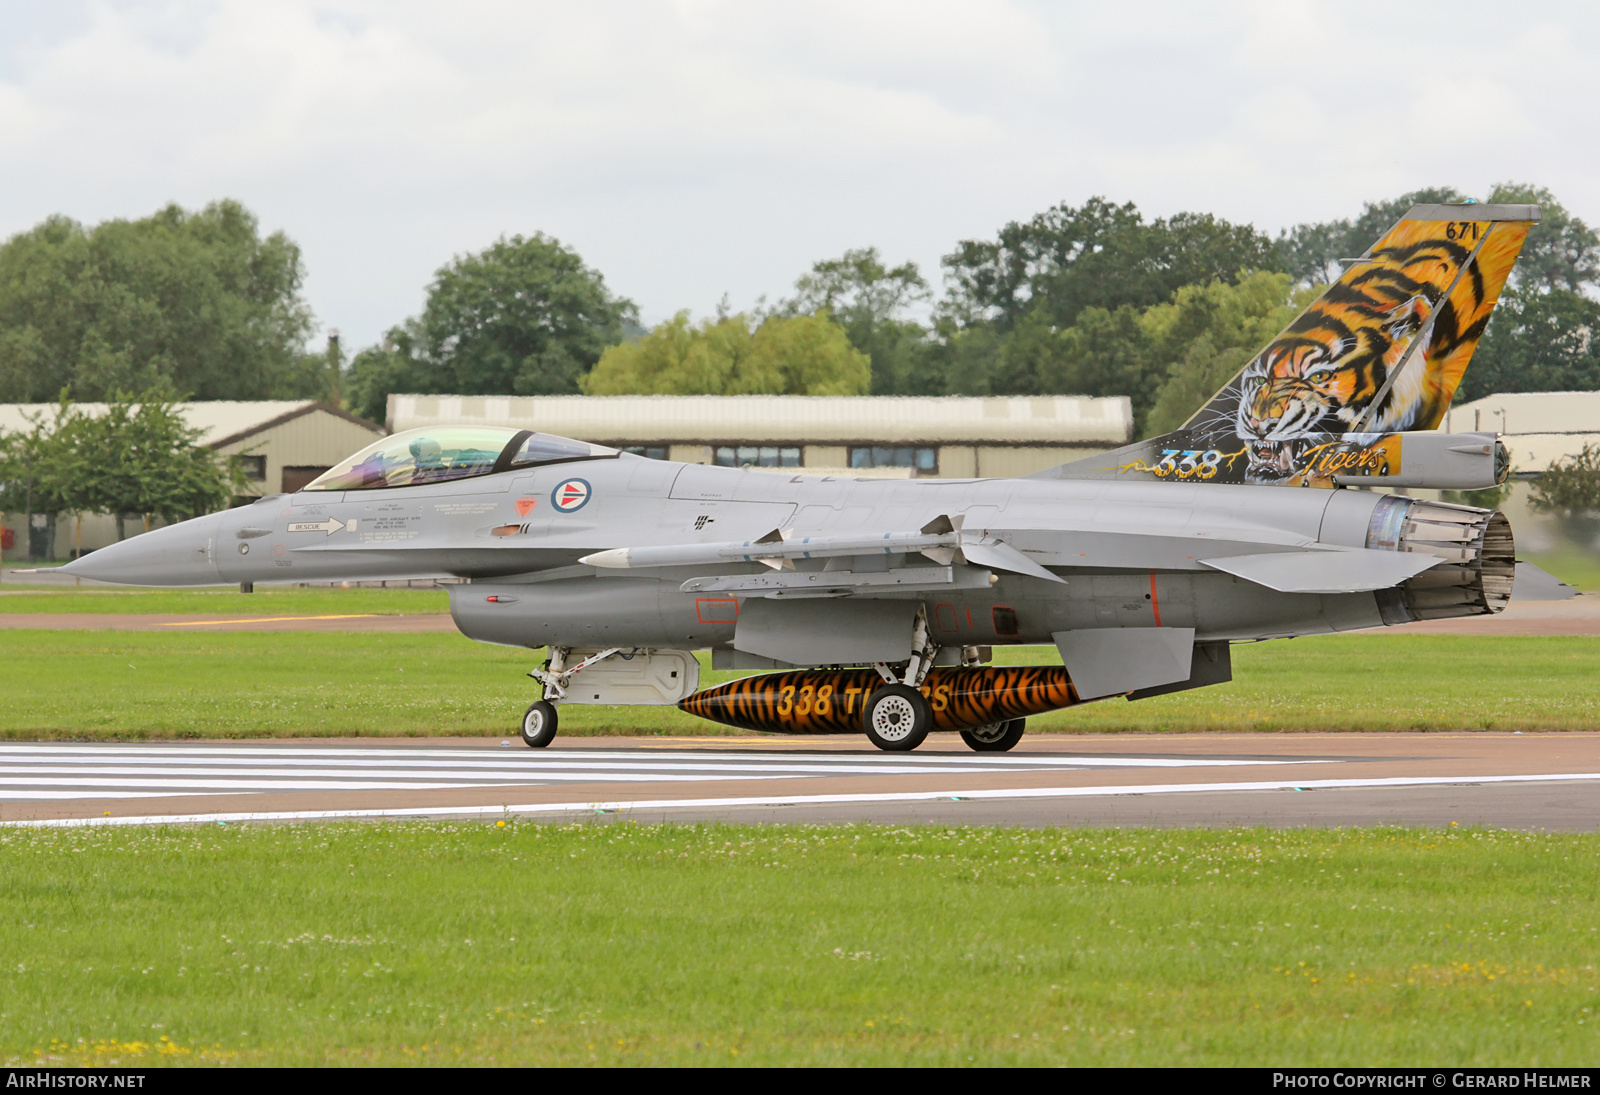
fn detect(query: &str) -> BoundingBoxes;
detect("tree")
[940,197,1280,334]
[1456,284,1600,403]
[1277,183,1600,295]
[1529,443,1600,546]
[780,247,936,395]
[1141,271,1318,435]
[0,201,314,402]
[0,394,88,559]
[581,312,869,396]
[1276,186,1469,286]
[79,392,247,538]
[923,269,1309,435]
[1486,182,1600,293]
[349,234,637,421]
[345,329,427,426]
[0,391,244,556]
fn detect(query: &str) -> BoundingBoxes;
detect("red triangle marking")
[515,498,537,517]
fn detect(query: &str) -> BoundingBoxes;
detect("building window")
[713,446,800,468]
[238,454,267,480]
[849,446,937,473]
[620,446,668,460]
[281,466,331,493]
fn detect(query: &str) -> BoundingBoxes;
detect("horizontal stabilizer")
[1512,562,1581,602]
[1200,550,1439,594]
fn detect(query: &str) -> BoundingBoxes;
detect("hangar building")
[386,393,1134,480]
[1441,391,1600,554]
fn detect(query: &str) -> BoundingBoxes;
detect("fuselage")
[62,446,1501,656]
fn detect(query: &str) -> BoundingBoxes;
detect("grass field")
[1524,550,1600,593]
[2,822,1594,1067]
[0,585,449,616]
[2,631,1598,738]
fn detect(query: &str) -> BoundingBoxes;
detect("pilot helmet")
[409,437,443,463]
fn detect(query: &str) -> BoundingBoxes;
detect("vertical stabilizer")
[1036,204,1537,487]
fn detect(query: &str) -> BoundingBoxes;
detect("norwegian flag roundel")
[551,478,592,513]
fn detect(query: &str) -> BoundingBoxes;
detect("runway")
[4,733,1598,830]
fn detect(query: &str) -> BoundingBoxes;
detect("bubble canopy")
[302,427,618,491]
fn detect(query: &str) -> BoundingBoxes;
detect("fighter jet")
[61,203,1539,752]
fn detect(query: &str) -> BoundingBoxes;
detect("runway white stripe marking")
[0,744,1328,802]
[0,773,811,792]
[1,764,821,780]
[0,757,1312,777]
[0,745,1300,768]
[0,791,224,800]
[9,772,1599,827]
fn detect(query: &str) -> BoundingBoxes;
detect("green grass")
[1,822,1595,1066]
[1522,550,1600,593]
[2,632,1598,738]
[0,585,448,616]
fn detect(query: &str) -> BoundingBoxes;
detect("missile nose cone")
[58,514,224,586]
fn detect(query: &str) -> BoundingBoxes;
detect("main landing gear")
[959,718,1026,752]
[856,610,1025,753]
[862,684,931,751]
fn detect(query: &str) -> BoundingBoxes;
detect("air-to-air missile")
[62,204,1542,752]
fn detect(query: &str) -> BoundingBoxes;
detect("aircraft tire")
[862,684,931,752]
[520,700,559,748]
[959,718,1026,752]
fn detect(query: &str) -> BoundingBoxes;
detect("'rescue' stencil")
[551,478,592,513]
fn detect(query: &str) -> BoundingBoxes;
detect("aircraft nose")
[58,513,224,586]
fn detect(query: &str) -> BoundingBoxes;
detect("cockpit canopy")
[303,427,617,491]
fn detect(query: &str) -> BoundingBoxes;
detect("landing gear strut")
[861,605,939,752]
[519,646,622,749]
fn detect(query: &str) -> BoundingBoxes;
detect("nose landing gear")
[519,646,621,749]
[521,700,559,748]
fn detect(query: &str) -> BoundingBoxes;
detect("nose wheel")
[959,718,1025,752]
[521,700,559,748]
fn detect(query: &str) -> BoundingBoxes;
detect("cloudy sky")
[2,0,1596,350]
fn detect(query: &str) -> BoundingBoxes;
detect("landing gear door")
[559,649,702,705]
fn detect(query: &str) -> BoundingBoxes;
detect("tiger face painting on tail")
[1094,206,1533,487]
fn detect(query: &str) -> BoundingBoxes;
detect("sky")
[1,0,1596,351]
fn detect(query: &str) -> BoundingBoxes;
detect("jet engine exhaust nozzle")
[1365,496,1515,624]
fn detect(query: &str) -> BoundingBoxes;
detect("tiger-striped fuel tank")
[677,665,1081,735]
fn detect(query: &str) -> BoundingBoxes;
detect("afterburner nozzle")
[58,513,224,586]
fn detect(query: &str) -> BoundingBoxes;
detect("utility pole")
[327,328,343,408]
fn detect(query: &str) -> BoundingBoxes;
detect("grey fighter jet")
[61,203,1540,751]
